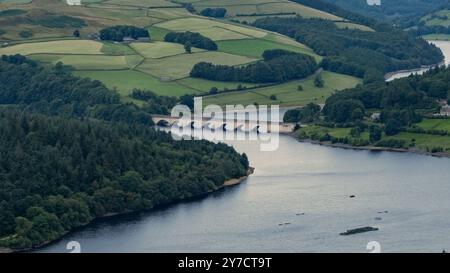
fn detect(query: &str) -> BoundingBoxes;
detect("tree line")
[164,31,218,51]
[190,49,317,83]
[252,16,444,81]
[100,25,150,42]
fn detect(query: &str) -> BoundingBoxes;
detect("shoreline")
[291,134,450,159]
[1,167,255,254]
[384,61,445,81]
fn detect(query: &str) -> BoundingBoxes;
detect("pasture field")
[101,42,137,55]
[74,70,199,97]
[417,118,450,131]
[130,41,204,58]
[216,38,320,60]
[136,51,257,79]
[154,17,267,41]
[0,40,104,55]
[29,54,143,70]
[176,77,258,93]
[298,124,450,153]
[104,0,179,8]
[180,0,341,20]
[203,71,361,107]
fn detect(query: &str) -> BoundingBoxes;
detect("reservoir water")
[37,42,450,253]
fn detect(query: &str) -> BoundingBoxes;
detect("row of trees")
[190,49,317,83]
[164,31,218,51]
[100,25,150,42]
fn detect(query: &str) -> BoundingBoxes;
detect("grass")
[130,41,203,58]
[104,0,178,7]
[186,0,341,20]
[101,42,137,55]
[203,71,361,107]
[147,26,170,41]
[29,54,143,70]
[0,40,104,55]
[154,17,267,41]
[176,77,258,93]
[216,38,318,59]
[73,70,200,97]
[136,51,257,80]
[384,132,450,152]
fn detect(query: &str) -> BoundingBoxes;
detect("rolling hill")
[0,0,439,107]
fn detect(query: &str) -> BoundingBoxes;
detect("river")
[37,42,450,253]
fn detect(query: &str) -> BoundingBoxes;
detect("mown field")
[0,0,366,105]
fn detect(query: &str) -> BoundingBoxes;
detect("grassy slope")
[0,0,367,105]
[204,71,362,107]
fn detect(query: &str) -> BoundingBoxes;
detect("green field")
[155,17,267,41]
[29,54,143,70]
[216,38,320,60]
[422,34,450,41]
[0,0,369,104]
[74,70,199,97]
[130,41,204,58]
[297,124,450,153]
[0,40,104,55]
[179,0,342,20]
[176,77,258,92]
[136,51,257,80]
[417,118,450,131]
[203,71,361,107]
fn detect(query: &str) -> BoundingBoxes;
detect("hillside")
[0,0,443,108]
[0,0,370,107]
[322,0,448,20]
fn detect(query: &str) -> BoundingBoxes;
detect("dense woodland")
[200,8,227,18]
[100,25,150,42]
[164,31,218,51]
[0,55,250,249]
[253,16,443,81]
[190,49,317,83]
[323,66,450,126]
[0,109,249,249]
